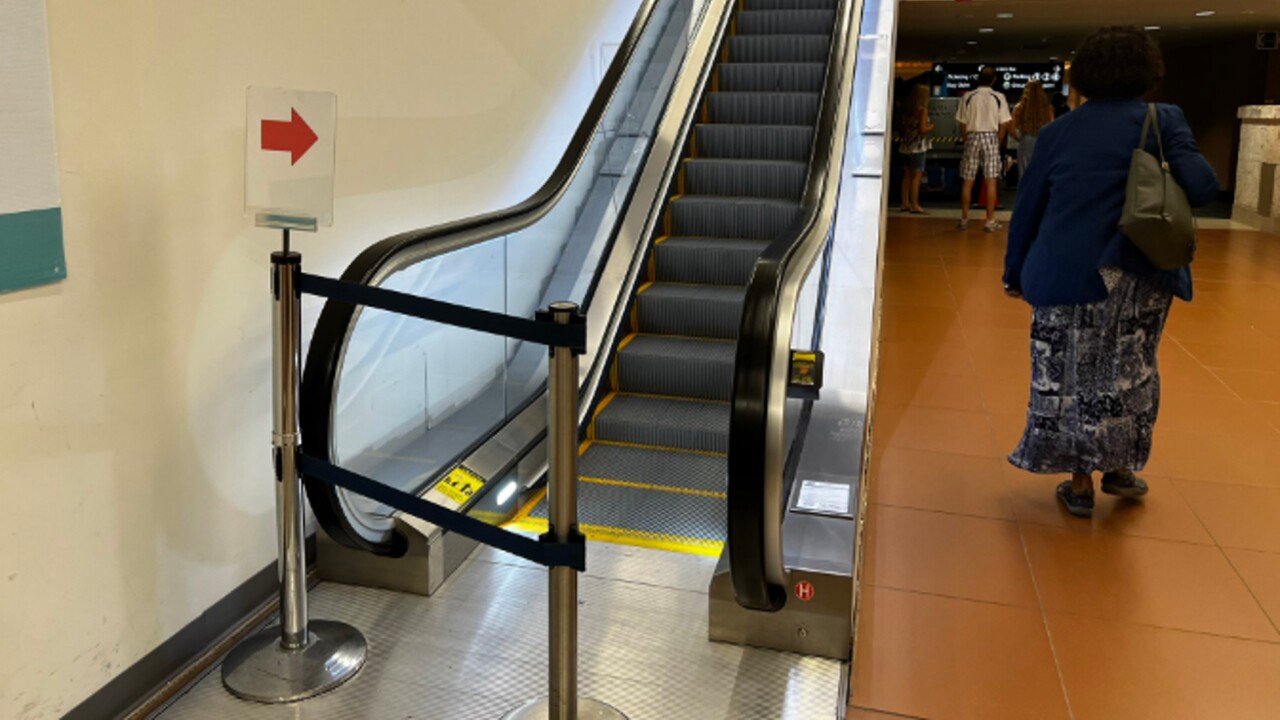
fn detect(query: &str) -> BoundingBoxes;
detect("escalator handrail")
[727,0,862,611]
[300,0,662,555]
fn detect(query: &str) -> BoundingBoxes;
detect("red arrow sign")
[261,108,318,165]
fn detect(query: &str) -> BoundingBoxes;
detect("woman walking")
[897,84,934,214]
[1003,27,1218,517]
[1010,78,1054,175]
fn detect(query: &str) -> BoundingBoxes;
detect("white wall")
[0,0,640,716]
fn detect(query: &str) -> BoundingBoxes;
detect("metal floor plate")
[154,543,846,720]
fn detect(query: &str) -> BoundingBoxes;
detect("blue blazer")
[1004,100,1219,306]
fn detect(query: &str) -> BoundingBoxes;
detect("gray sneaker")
[1101,471,1149,498]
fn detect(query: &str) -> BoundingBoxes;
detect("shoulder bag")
[1119,104,1196,270]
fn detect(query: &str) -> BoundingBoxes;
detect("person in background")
[898,84,935,214]
[1010,78,1055,176]
[956,66,1012,232]
[1003,27,1218,518]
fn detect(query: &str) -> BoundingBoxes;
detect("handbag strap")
[1139,103,1168,167]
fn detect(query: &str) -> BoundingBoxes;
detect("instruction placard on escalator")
[794,480,851,517]
[437,466,485,505]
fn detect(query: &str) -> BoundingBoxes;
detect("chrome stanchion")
[222,240,367,703]
[505,302,627,720]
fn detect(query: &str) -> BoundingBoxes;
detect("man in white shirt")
[956,66,1012,232]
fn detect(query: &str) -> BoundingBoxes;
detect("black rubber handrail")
[300,0,661,555]
[727,0,861,611]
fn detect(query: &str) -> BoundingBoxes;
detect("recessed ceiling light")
[967,40,978,45]
[1243,9,1257,14]
[997,12,1014,19]
[1195,10,1216,17]
[1049,56,1060,61]
[1145,25,1161,30]
[979,27,995,33]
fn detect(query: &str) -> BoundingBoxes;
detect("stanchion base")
[222,620,367,703]
[502,697,629,720]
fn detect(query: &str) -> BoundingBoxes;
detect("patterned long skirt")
[1008,269,1174,475]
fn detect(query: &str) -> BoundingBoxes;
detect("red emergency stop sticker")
[795,580,815,602]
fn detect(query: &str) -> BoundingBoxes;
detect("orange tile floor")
[849,217,1280,720]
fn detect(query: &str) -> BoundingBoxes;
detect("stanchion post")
[221,238,368,704]
[505,302,627,720]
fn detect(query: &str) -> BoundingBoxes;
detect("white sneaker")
[983,220,1003,233]
[957,219,969,231]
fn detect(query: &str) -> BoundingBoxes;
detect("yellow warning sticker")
[437,466,484,505]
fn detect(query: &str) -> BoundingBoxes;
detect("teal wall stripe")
[0,207,66,293]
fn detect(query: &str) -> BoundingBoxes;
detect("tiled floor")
[849,217,1280,720]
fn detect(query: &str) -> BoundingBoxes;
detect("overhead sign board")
[245,87,336,231]
[934,63,1064,99]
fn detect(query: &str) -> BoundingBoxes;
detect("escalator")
[301,0,865,662]
[505,0,840,558]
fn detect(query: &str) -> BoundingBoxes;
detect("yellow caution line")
[580,474,726,499]
[609,333,639,390]
[586,391,620,440]
[586,439,727,460]
[506,515,724,558]
[611,390,730,405]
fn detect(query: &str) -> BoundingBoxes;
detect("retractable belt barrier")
[296,452,586,571]
[298,273,587,353]
[223,242,617,719]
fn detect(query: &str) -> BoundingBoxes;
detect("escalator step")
[594,394,730,454]
[694,123,814,161]
[580,442,727,494]
[727,34,830,64]
[616,335,735,401]
[737,9,836,35]
[526,479,726,550]
[744,0,837,9]
[669,195,802,240]
[654,237,772,286]
[637,283,746,339]
[706,91,820,126]
[684,158,807,200]
[717,62,827,93]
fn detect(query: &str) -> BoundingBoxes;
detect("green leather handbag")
[1119,104,1196,270]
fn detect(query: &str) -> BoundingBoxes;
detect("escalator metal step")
[616,334,735,401]
[594,394,730,454]
[727,34,830,64]
[737,9,837,35]
[637,283,746,339]
[580,441,726,492]
[706,91,821,125]
[744,0,838,10]
[693,123,814,161]
[717,62,827,93]
[684,157,808,200]
[519,480,726,555]
[654,236,772,286]
[669,195,803,240]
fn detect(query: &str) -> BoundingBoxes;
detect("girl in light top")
[1010,79,1055,175]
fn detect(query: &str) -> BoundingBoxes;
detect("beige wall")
[0,1,638,716]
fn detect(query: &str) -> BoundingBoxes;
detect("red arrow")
[261,108,318,165]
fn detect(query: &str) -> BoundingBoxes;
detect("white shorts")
[960,132,1001,180]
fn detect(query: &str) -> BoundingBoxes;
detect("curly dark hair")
[1070,26,1165,100]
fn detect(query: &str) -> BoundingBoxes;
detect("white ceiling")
[897,0,1280,63]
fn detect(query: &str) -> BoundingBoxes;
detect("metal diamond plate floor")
[154,543,846,719]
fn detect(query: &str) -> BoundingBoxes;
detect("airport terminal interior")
[3,0,1280,718]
